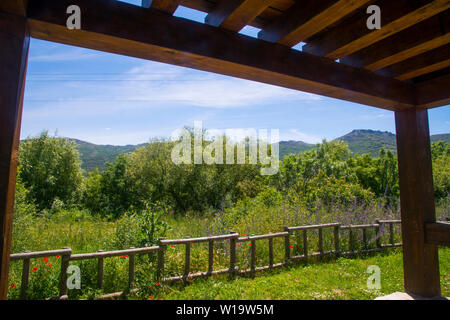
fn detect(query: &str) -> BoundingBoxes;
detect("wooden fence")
[9,220,402,299]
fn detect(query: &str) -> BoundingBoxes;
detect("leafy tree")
[19,131,83,211]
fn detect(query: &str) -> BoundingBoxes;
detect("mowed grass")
[163,248,450,300]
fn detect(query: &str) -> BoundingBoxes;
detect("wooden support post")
[0,12,29,300]
[20,253,30,300]
[303,230,308,263]
[208,240,214,275]
[284,227,290,263]
[268,237,274,268]
[59,247,71,297]
[250,238,256,278]
[156,238,166,281]
[229,232,237,275]
[97,250,104,289]
[128,248,135,290]
[395,108,440,297]
[334,225,340,257]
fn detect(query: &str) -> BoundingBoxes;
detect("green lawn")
[162,248,450,300]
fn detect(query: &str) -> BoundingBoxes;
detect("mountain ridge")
[23,130,450,172]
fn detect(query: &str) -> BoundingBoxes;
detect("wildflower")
[157,298,162,300]
[170,245,174,248]
[248,243,252,246]
[46,264,52,268]
[289,245,293,248]
[120,255,128,259]
[149,296,153,299]
[242,234,247,236]
[9,284,16,289]
[43,257,48,260]
[236,244,240,247]
[32,266,37,271]
[156,282,160,286]
[56,256,60,259]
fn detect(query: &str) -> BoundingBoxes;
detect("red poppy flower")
[9,284,16,289]
[156,282,160,286]
[32,266,37,271]
[149,296,153,299]
[47,263,52,268]
[248,243,252,246]
[242,234,247,236]
[289,245,293,248]
[157,298,162,300]
[56,256,60,259]
[236,244,240,246]
[43,257,48,260]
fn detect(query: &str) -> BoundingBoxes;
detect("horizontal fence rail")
[9,220,407,299]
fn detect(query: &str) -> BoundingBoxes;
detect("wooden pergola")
[1,0,449,300]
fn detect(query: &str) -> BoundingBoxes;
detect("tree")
[19,131,83,211]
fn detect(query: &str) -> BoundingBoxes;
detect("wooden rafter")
[377,44,450,81]
[303,0,450,60]
[205,0,275,32]
[258,0,371,47]
[25,0,415,110]
[340,12,450,71]
[142,0,181,14]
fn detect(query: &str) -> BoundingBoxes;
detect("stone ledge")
[375,292,448,300]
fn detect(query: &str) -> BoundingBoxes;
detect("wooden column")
[395,108,441,297]
[0,12,29,300]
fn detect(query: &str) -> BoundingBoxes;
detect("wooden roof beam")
[303,0,449,60]
[377,44,450,81]
[258,0,371,47]
[26,0,415,111]
[205,0,275,32]
[340,12,450,71]
[142,0,181,14]
[415,74,450,108]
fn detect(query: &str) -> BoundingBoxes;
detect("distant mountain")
[335,129,397,156]
[34,130,447,172]
[69,139,145,172]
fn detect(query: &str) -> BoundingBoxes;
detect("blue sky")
[21,1,449,145]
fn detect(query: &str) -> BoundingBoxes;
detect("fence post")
[59,247,71,297]
[334,225,340,258]
[208,240,214,275]
[318,228,324,260]
[349,228,354,254]
[250,236,256,278]
[128,247,135,290]
[284,227,291,264]
[303,229,308,263]
[229,231,237,276]
[156,238,166,281]
[389,222,395,245]
[375,220,382,249]
[362,228,368,251]
[20,251,30,300]
[184,240,191,281]
[97,250,104,289]
[268,237,274,269]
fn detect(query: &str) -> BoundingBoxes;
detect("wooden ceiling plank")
[340,13,450,71]
[325,0,450,59]
[142,0,181,14]
[258,0,370,47]
[302,0,449,59]
[415,74,450,108]
[26,0,415,111]
[376,44,450,80]
[205,0,275,32]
